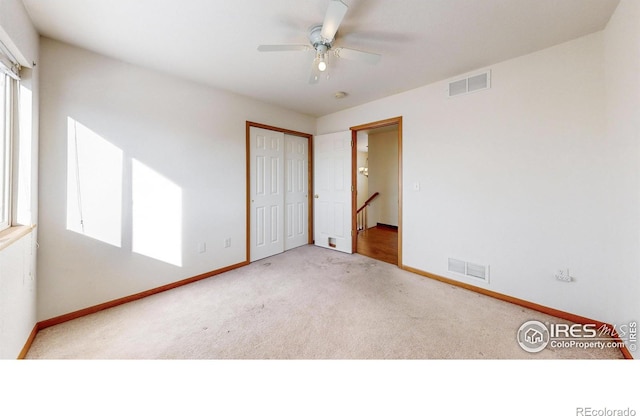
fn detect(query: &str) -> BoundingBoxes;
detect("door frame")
[350,116,403,267]
[245,121,314,263]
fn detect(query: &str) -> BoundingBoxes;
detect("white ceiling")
[21,0,619,117]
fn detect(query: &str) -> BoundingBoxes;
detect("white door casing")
[313,131,352,254]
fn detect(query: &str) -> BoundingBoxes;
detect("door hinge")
[351,185,354,192]
[350,140,354,147]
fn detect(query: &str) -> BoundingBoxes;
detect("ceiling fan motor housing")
[309,24,333,52]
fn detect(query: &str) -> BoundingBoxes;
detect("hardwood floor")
[356,225,398,265]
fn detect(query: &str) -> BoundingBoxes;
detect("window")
[1,69,12,230]
[0,43,20,232]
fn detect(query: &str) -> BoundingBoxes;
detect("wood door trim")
[245,121,314,263]
[350,117,403,131]
[350,116,403,267]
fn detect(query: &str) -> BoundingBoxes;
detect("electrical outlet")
[197,242,206,254]
[224,238,231,248]
[555,269,573,282]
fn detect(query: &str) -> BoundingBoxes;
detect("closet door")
[250,127,284,261]
[284,134,309,250]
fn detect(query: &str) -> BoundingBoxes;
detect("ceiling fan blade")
[320,0,348,42]
[334,47,381,65]
[257,45,310,52]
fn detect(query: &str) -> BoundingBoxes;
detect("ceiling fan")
[257,0,381,84]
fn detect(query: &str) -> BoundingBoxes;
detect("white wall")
[37,38,315,320]
[0,0,39,359]
[356,150,368,208]
[0,0,37,66]
[318,2,638,355]
[367,129,398,228]
[602,0,640,358]
[0,232,36,358]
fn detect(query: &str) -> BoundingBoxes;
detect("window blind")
[0,41,21,80]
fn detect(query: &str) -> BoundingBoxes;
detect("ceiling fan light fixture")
[318,56,327,72]
[315,45,328,71]
[256,1,381,85]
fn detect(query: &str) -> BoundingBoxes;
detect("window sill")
[0,225,36,252]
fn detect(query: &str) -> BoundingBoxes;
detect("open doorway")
[350,117,402,266]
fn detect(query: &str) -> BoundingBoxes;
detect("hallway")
[356,225,398,266]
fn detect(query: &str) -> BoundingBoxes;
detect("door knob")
[314,194,319,199]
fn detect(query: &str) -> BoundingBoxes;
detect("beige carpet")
[26,245,623,359]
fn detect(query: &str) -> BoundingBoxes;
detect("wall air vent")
[448,258,466,275]
[466,262,488,280]
[448,258,490,282]
[448,70,491,97]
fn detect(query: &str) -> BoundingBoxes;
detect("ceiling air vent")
[448,70,491,97]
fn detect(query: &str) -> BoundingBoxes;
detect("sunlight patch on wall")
[132,159,182,267]
[66,117,123,247]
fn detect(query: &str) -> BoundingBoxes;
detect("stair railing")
[356,192,379,232]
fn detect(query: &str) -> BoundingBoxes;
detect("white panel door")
[313,131,352,254]
[250,127,284,261]
[284,134,308,250]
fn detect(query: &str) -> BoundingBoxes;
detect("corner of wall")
[0,0,40,360]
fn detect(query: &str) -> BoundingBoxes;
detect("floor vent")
[448,70,491,97]
[448,258,489,282]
